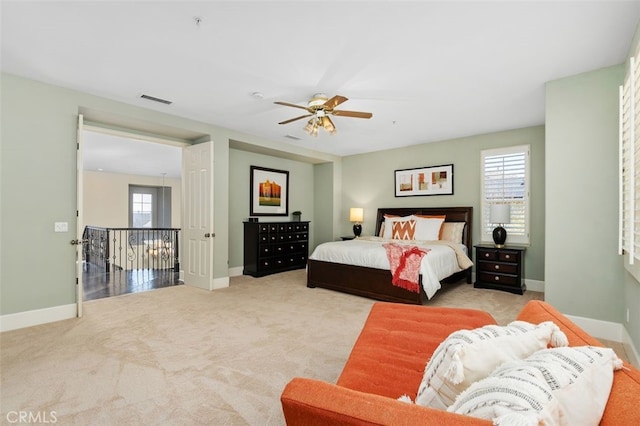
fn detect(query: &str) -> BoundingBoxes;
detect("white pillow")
[447,346,623,425]
[381,215,412,239]
[414,321,568,409]
[412,216,445,241]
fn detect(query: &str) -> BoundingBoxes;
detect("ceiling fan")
[274,93,372,136]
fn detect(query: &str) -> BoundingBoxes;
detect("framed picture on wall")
[394,164,454,197]
[250,166,289,216]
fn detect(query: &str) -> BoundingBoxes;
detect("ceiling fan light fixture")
[321,116,336,134]
[308,93,328,108]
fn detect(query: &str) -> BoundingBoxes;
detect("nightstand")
[340,236,356,241]
[474,244,526,295]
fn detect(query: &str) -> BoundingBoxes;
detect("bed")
[307,206,473,304]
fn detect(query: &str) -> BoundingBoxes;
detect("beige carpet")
[1,271,543,425]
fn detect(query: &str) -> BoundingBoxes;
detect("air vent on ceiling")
[139,94,173,105]
[285,134,302,140]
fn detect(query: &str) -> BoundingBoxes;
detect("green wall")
[0,72,339,316]
[228,149,316,269]
[545,65,625,323]
[340,126,546,281]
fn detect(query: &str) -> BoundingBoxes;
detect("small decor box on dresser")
[474,244,526,295]
[243,221,310,277]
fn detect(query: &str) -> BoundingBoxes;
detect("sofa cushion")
[336,302,497,401]
[415,320,568,409]
[447,346,622,425]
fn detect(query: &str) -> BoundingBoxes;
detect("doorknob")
[70,239,88,245]
[204,233,215,238]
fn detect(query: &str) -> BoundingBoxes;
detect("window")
[480,145,530,245]
[129,185,172,228]
[132,192,153,228]
[619,46,640,280]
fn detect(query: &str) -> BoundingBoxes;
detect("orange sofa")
[281,300,640,425]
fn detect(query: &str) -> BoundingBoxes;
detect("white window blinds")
[619,48,640,268]
[481,145,530,245]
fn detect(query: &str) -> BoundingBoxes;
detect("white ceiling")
[2,1,640,162]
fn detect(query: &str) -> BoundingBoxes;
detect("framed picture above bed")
[250,165,289,216]
[394,164,454,197]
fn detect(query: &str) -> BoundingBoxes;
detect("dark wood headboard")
[375,206,473,254]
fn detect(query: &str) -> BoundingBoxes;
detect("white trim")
[228,266,244,277]
[0,304,77,332]
[212,276,230,289]
[565,313,625,342]
[622,325,640,368]
[567,314,640,368]
[524,278,544,293]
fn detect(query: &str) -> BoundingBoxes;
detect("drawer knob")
[484,253,490,258]
[505,254,511,259]
[495,265,500,270]
[494,276,500,281]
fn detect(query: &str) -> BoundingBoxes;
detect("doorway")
[80,127,185,301]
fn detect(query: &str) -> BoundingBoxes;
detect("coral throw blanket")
[383,243,430,293]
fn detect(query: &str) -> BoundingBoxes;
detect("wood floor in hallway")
[82,263,181,301]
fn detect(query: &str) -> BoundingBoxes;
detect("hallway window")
[132,192,153,228]
[129,185,172,228]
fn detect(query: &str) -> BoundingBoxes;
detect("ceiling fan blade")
[278,114,313,125]
[324,95,348,110]
[274,101,310,111]
[332,110,373,119]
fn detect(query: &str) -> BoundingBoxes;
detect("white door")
[75,114,85,317]
[182,141,214,290]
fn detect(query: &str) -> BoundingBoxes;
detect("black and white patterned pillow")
[415,321,568,409]
[447,346,623,425]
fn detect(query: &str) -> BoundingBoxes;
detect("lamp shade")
[490,204,511,225]
[349,207,364,223]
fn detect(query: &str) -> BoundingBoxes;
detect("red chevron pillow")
[392,220,416,240]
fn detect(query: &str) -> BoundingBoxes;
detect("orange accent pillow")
[392,220,416,240]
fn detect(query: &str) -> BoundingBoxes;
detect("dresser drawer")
[478,272,520,287]
[478,261,518,274]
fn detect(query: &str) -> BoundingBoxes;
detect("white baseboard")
[212,276,229,289]
[228,266,243,277]
[524,278,544,292]
[622,326,640,367]
[566,313,640,367]
[0,303,77,332]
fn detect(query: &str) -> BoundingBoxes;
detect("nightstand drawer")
[498,251,520,262]
[477,248,498,260]
[478,272,519,287]
[478,261,518,274]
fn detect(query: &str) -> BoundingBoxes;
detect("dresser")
[474,244,526,294]
[243,221,310,277]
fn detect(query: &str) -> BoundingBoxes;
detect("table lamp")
[490,204,510,248]
[350,207,364,237]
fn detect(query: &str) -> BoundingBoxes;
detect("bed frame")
[307,206,473,305]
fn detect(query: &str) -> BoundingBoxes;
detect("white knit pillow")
[447,346,623,425]
[414,321,568,409]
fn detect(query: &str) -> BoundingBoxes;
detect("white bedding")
[309,236,470,299]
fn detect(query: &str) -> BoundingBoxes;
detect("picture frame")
[250,166,289,216]
[394,164,454,197]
